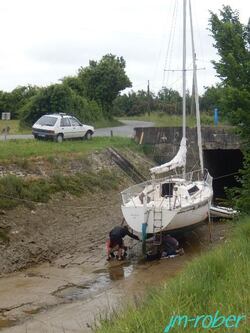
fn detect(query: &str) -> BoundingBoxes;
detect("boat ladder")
[153,208,163,245]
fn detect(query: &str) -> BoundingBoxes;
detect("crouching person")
[106,225,140,261]
[161,234,184,258]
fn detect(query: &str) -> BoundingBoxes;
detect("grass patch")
[0,137,139,161]
[0,170,121,209]
[120,113,229,127]
[96,218,250,333]
[0,120,30,134]
[93,118,123,128]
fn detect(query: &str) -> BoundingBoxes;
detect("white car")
[32,114,94,142]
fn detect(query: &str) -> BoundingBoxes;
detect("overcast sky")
[0,0,249,95]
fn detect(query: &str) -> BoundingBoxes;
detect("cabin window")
[161,182,175,197]
[188,185,199,195]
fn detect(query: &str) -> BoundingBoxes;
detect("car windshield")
[36,116,57,126]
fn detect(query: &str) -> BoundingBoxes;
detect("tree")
[19,84,102,127]
[200,85,223,113]
[113,87,184,116]
[209,6,250,134]
[78,54,131,117]
[157,87,182,115]
[113,93,133,116]
[61,75,85,97]
[0,86,39,119]
[113,90,156,117]
[209,6,250,89]
[209,6,250,212]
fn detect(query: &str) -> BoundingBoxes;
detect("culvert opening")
[203,149,243,200]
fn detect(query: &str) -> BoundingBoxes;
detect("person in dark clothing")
[145,234,184,261]
[106,225,140,261]
[161,234,183,258]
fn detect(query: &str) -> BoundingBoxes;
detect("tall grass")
[96,219,250,333]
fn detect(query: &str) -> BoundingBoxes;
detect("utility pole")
[147,80,151,116]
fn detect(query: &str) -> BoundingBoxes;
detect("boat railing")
[121,169,212,205]
[121,179,153,205]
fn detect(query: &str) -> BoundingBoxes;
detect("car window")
[37,116,57,126]
[70,117,81,126]
[60,118,71,127]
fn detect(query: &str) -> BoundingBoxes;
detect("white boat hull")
[168,200,209,230]
[121,171,213,235]
[122,199,209,234]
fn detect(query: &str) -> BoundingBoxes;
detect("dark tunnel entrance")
[203,149,243,201]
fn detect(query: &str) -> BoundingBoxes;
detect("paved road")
[95,120,154,137]
[0,120,154,141]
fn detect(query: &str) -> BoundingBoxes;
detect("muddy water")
[0,222,228,333]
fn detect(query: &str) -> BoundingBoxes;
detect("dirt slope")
[0,149,152,274]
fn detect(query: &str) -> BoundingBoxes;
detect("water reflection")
[107,264,134,281]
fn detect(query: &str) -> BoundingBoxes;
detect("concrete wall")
[134,126,240,149]
[134,126,241,172]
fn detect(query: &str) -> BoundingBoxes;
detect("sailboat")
[121,0,213,235]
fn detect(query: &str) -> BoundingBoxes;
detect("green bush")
[19,84,103,127]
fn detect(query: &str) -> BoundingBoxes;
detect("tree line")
[0,54,131,126]
[0,57,223,128]
[113,86,221,117]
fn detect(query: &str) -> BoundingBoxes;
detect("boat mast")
[182,0,187,177]
[189,0,204,174]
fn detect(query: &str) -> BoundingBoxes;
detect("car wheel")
[85,131,92,140]
[56,134,63,143]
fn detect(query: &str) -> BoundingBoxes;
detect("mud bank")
[0,147,148,274]
[0,188,127,274]
[0,222,229,333]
